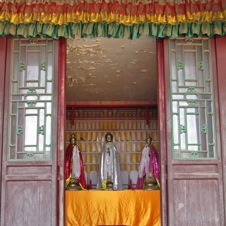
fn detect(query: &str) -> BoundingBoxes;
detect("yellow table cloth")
[65,190,161,226]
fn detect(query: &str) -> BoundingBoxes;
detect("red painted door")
[0,37,65,226]
[160,37,225,226]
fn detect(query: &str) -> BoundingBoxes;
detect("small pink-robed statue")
[136,135,160,189]
[65,134,87,190]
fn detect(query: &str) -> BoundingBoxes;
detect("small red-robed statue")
[65,134,87,190]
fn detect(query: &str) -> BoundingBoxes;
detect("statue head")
[146,135,152,145]
[105,132,113,143]
[70,134,77,146]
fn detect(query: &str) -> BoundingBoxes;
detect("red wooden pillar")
[157,38,167,226]
[58,37,66,226]
[215,35,226,222]
[0,36,7,213]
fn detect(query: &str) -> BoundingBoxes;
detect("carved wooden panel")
[5,181,52,226]
[173,179,220,226]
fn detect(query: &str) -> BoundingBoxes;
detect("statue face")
[71,137,77,145]
[146,138,151,144]
[106,135,112,142]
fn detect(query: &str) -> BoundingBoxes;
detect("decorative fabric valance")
[0,0,226,38]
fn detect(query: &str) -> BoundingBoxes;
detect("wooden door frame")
[59,37,169,226]
[215,35,226,223]
[0,36,7,219]
[157,38,168,226]
[211,37,225,224]
[1,36,11,224]
[57,38,66,226]
[163,37,174,226]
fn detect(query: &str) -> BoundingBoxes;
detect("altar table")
[65,190,161,226]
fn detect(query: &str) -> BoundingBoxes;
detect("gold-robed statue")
[65,134,87,190]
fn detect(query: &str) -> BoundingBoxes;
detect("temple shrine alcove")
[64,36,161,226]
[65,36,158,188]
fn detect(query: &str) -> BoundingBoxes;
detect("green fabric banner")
[0,21,226,39]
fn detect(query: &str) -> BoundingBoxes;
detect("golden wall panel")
[66,107,159,183]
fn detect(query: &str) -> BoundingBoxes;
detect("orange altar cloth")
[65,190,161,226]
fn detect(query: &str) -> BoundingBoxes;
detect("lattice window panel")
[169,38,217,159]
[7,39,55,161]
